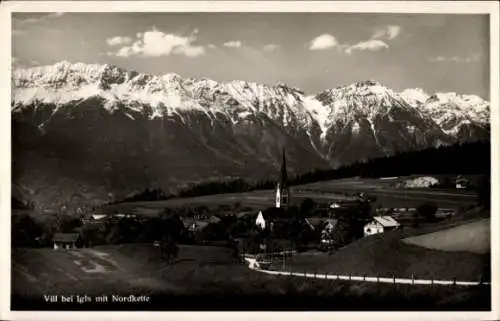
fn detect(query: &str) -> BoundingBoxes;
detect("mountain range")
[11,61,490,211]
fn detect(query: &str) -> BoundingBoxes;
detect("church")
[275,148,290,209]
[255,149,291,231]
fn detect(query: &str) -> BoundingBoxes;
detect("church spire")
[280,147,288,189]
[275,148,290,208]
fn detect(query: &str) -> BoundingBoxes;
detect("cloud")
[341,25,401,55]
[14,12,66,36]
[223,40,242,48]
[263,44,280,51]
[429,54,481,63]
[208,44,217,49]
[107,27,205,58]
[345,39,389,55]
[309,34,338,50]
[372,25,401,40]
[17,12,65,26]
[106,36,133,46]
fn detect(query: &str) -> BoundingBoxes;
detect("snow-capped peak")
[12,61,316,129]
[12,61,490,141]
[400,88,430,107]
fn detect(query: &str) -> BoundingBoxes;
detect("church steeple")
[275,148,290,208]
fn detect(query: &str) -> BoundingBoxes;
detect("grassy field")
[278,213,490,282]
[102,177,478,215]
[403,219,490,254]
[12,241,490,310]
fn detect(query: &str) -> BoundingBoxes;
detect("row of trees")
[111,179,277,204]
[110,140,490,205]
[291,140,490,185]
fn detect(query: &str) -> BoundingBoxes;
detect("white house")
[364,216,400,237]
[255,211,266,230]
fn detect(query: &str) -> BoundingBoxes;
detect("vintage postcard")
[1,1,499,320]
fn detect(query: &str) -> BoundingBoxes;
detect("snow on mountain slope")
[310,80,452,165]
[11,61,491,209]
[400,87,490,140]
[13,61,315,130]
[400,88,430,107]
[13,62,490,141]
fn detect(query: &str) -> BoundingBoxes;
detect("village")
[47,151,461,269]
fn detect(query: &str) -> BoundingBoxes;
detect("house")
[363,216,400,237]
[254,207,288,231]
[456,176,469,189]
[81,213,108,224]
[181,215,220,233]
[255,211,266,229]
[52,233,81,250]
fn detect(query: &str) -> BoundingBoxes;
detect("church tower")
[275,148,290,208]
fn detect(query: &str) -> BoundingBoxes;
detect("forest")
[114,140,490,203]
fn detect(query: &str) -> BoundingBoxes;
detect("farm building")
[363,216,400,237]
[52,233,81,250]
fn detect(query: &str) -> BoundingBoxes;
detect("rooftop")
[372,216,400,227]
[52,233,80,243]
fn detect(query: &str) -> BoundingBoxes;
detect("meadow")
[101,177,478,216]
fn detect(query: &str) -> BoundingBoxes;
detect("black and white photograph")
[2,1,499,318]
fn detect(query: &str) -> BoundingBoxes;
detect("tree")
[477,175,491,209]
[329,219,354,250]
[299,198,316,216]
[54,213,82,233]
[12,214,42,247]
[417,202,438,222]
[160,236,179,264]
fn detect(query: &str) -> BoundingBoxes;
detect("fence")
[243,257,490,287]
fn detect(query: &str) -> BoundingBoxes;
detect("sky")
[12,13,490,99]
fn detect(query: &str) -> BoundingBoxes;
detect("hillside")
[283,214,490,282]
[12,243,490,310]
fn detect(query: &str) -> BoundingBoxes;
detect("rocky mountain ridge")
[11,61,490,211]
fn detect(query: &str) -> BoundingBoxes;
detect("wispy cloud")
[309,34,338,50]
[344,24,400,55]
[223,40,242,48]
[263,44,280,51]
[310,25,401,55]
[208,44,217,49]
[107,27,205,58]
[106,36,133,46]
[372,25,401,41]
[429,53,481,63]
[345,39,389,55]
[16,12,65,26]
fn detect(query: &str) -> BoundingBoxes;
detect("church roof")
[260,207,289,220]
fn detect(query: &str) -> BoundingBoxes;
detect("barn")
[363,216,400,237]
